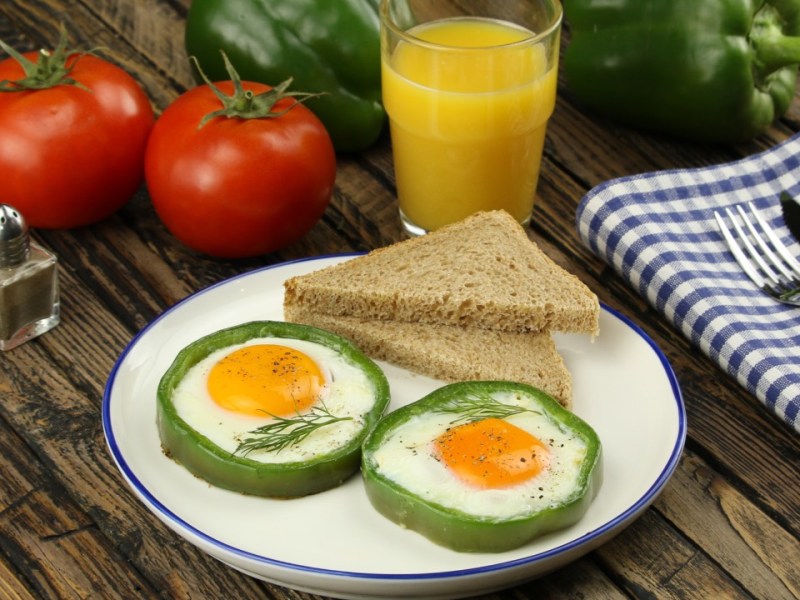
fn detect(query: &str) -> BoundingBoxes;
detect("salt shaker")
[0,205,60,351]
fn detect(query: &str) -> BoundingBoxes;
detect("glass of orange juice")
[380,0,562,235]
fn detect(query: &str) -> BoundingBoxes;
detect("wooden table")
[2,2,799,599]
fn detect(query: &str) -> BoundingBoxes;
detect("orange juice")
[382,17,558,232]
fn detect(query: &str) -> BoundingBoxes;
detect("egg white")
[171,336,378,463]
[370,391,589,519]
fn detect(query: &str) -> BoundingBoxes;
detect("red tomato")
[144,80,336,258]
[0,52,154,228]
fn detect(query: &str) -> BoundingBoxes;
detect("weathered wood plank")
[510,558,629,600]
[596,509,751,599]
[79,0,195,91]
[657,452,800,599]
[0,557,39,600]
[0,410,157,598]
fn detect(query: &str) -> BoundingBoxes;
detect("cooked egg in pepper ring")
[157,321,390,497]
[361,381,602,552]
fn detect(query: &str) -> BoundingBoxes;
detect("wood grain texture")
[0,1,799,599]
[657,453,800,599]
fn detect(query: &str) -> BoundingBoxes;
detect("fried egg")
[362,381,602,551]
[157,321,390,497]
[172,336,376,462]
[371,397,588,518]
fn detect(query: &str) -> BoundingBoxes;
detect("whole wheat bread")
[283,210,599,335]
[285,304,573,407]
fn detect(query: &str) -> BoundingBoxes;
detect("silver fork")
[714,202,800,307]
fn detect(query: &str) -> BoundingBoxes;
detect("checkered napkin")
[576,134,800,434]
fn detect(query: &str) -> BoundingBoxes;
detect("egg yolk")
[207,344,325,417]
[433,418,549,489]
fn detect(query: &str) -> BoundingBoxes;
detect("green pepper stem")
[751,3,800,76]
[754,33,800,73]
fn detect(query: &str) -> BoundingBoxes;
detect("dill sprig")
[435,392,538,425]
[235,404,352,456]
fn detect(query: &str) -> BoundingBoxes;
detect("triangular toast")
[284,210,599,335]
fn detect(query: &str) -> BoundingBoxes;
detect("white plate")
[102,255,686,600]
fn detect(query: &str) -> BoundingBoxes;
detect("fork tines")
[715,202,800,306]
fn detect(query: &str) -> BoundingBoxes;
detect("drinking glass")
[380,0,563,235]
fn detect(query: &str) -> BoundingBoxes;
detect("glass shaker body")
[0,241,60,351]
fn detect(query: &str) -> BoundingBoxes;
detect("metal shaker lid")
[0,204,31,268]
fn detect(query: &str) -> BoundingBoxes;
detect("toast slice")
[283,210,599,335]
[285,304,573,408]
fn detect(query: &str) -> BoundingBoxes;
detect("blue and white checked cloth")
[576,134,800,434]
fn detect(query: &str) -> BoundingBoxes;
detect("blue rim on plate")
[101,255,687,592]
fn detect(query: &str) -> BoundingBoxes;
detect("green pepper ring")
[361,381,603,553]
[157,320,391,498]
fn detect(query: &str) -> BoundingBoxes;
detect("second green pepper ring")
[361,381,602,553]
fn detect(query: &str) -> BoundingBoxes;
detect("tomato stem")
[0,24,93,92]
[190,51,323,128]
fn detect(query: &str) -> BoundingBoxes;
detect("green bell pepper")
[157,321,390,498]
[563,0,800,143]
[361,381,602,553]
[185,0,385,152]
